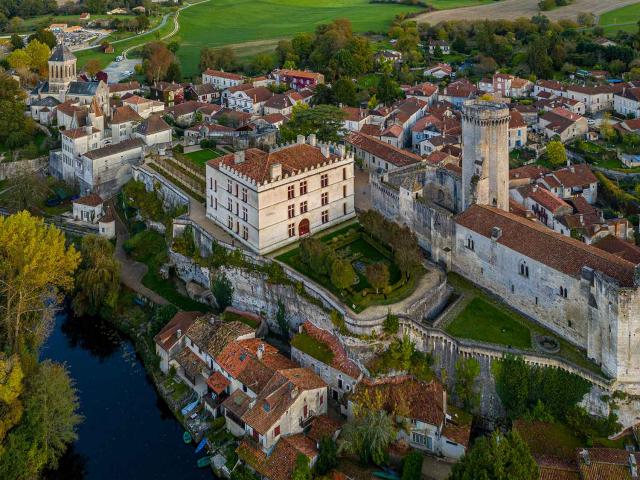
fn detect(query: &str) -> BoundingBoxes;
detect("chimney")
[270,163,282,180]
[320,145,330,158]
[234,150,245,164]
[296,134,305,145]
[257,343,265,360]
[580,449,591,466]
[85,125,92,134]
[579,214,584,225]
[307,133,317,147]
[177,328,182,338]
[491,227,502,241]
[337,144,346,158]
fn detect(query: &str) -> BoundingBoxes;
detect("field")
[599,3,640,35]
[184,149,223,167]
[175,0,427,77]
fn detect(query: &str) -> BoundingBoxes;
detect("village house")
[532,79,566,99]
[348,376,470,460]
[428,39,450,55]
[271,69,324,91]
[424,63,453,80]
[441,79,478,108]
[291,321,362,402]
[205,135,355,254]
[122,95,165,118]
[108,81,141,98]
[508,109,527,150]
[202,69,244,89]
[510,184,572,232]
[510,104,538,126]
[538,163,598,204]
[534,97,586,116]
[538,107,588,143]
[341,107,372,132]
[237,434,319,480]
[227,86,274,115]
[186,83,218,103]
[135,115,173,148]
[262,93,298,117]
[564,84,617,114]
[492,73,533,98]
[614,86,640,118]
[72,193,104,223]
[509,165,550,188]
[150,81,184,106]
[347,131,423,172]
[403,82,439,105]
[110,105,143,144]
[166,100,210,127]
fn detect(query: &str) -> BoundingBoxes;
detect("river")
[41,311,214,480]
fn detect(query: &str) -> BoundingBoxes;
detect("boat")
[197,456,211,468]
[194,437,208,454]
[183,431,192,444]
[181,399,199,416]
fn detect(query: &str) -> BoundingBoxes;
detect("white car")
[587,119,596,126]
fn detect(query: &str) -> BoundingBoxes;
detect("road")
[102,58,141,83]
[415,0,640,24]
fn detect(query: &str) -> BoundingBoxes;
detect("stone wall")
[132,165,190,210]
[0,157,47,180]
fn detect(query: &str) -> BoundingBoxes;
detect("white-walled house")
[614,87,640,118]
[346,131,422,172]
[205,135,356,255]
[72,193,104,223]
[202,69,244,89]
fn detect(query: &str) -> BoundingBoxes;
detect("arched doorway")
[298,218,310,237]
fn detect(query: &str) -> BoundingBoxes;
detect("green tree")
[526,35,552,78]
[292,453,312,480]
[545,140,567,167]
[72,235,121,319]
[333,77,357,107]
[0,212,80,353]
[212,272,234,311]
[339,409,396,465]
[165,62,182,82]
[251,53,274,74]
[10,33,24,50]
[449,430,538,480]
[0,361,82,479]
[275,300,288,339]
[455,357,481,411]
[280,104,347,142]
[199,46,236,72]
[402,451,423,480]
[377,72,402,106]
[24,39,50,75]
[1,168,47,211]
[492,354,530,420]
[331,258,357,291]
[315,436,338,476]
[383,311,399,334]
[28,28,56,49]
[366,262,389,294]
[0,354,24,447]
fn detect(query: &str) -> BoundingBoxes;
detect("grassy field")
[175,0,425,77]
[291,331,334,364]
[600,3,640,35]
[185,149,223,166]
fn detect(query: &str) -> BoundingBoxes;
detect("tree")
[29,28,56,49]
[526,35,552,78]
[0,212,80,353]
[330,258,357,291]
[333,77,357,107]
[0,73,33,149]
[199,46,236,72]
[165,62,182,82]
[0,354,24,446]
[315,436,338,476]
[275,300,288,339]
[280,104,346,142]
[292,453,312,480]
[251,53,274,74]
[339,409,396,466]
[10,33,24,50]
[449,430,538,480]
[84,59,102,78]
[577,12,595,27]
[455,357,481,411]
[72,235,121,319]
[366,262,389,294]
[7,48,30,70]
[600,113,616,142]
[1,168,47,211]
[394,232,421,280]
[492,354,530,420]
[383,311,399,334]
[0,361,82,479]
[402,451,423,480]
[545,140,567,167]
[212,272,234,311]
[143,42,174,83]
[24,39,50,75]
[377,73,402,106]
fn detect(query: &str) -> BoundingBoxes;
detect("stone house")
[291,321,362,402]
[564,85,617,114]
[135,115,173,147]
[202,69,244,89]
[428,39,450,55]
[108,81,141,98]
[538,108,588,143]
[271,69,324,91]
[155,311,203,373]
[346,131,423,172]
[347,376,470,460]
[72,193,104,223]
[122,95,165,119]
[538,163,598,204]
[424,63,453,79]
[510,184,573,231]
[614,87,640,118]
[227,86,274,115]
[508,109,527,150]
[110,105,143,144]
[205,135,355,255]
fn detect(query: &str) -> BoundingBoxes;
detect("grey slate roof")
[31,96,60,107]
[67,81,100,96]
[83,138,144,160]
[49,44,76,62]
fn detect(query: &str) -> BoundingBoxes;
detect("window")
[300,201,308,214]
[227,215,233,229]
[342,167,346,180]
[343,185,347,198]
[241,187,247,202]
[209,195,214,208]
[321,173,328,188]
[288,185,295,199]
[519,262,529,278]
[321,210,329,224]
[320,394,323,405]
[288,223,295,237]
[559,286,568,298]
[343,203,347,215]
[274,425,280,437]
[234,183,238,197]
[214,179,217,192]
[242,206,248,221]
[227,198,232,211]
[466,237,474,251]
[300,181,307,195]
[209,178,213,189]
[242,226,248,240]
[321,192,328,206]
[288,204,295,219]
[227,179,232,193]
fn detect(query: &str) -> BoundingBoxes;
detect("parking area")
[103,59,141,83]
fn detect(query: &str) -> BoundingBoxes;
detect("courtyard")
[184,148,225,167]
[276,222,425,313]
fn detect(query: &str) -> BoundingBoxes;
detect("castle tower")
[48,44,77,94]
[461,100,510,211]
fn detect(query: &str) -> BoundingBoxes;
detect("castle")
[370,100,640,393]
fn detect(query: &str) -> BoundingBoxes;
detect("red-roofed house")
[614,86,640,118]
[539,108,588,143]
[206,136,355,254]
[510,184,573,230]
[271,69,325,91]
[202,69,244,89]
[539,163,598,204]
[508,109,528,150]
[346,131,422,171]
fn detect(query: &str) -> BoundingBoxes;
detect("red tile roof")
[456,205,637,287]
[207,371,230,394]
[74,193,103,207]
[517,184,572,215]
[509,109,527,129]
[203,69,244,81]
[509,165,550,181]
[111,105,143,124]
[298,321,361,378]
[550,164,597,188]
[346,132,422,168]
[306,415,342,443]
[237,435,318,480]
[593,236,640,265]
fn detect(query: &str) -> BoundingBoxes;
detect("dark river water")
[41,311,213,480]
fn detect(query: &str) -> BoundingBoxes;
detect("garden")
[276,212,425,313]
[184,148,224,167]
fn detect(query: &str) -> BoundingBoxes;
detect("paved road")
[415,0,639,24]
[103,59,141,83]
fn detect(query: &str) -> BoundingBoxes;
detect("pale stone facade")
[205,135,356,254]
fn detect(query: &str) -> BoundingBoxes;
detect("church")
[369,100,640,393]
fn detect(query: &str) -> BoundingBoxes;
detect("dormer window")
[263,401,270,412]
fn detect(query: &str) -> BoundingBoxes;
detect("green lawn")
[175,0,426,77]
[599,3,640,34]
[446,273,603,375]
[447,297,532,349]
[222,310,260,329]
[185,149,223,166]
[291,331,334,364]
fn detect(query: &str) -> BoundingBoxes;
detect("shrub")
[212,272,234,311]
[402,451,423,480]
[383,311,399,334]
